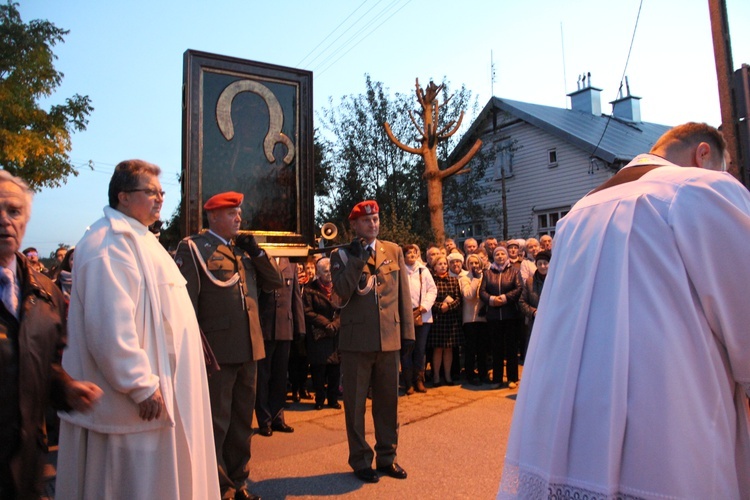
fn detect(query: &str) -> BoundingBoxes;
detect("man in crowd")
[0,171,101,499]
[331,200,414,483]
[58,160,218,499]
[444,238,461,256]
[539,234,553,251]
[519,238,540,282]
[463,237,478,255]
[175,191,283,500]
[255,256,305,437]
[425,245,442,268]
[21,247,45,274]
[499,123,750,498]
[482,237,498,257]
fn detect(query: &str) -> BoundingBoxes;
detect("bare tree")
[384,79,482,245]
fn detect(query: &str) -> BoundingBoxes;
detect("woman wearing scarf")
[480,246,523,389]
[303,257,342,410]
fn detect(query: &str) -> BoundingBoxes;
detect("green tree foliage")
[317,75,485,249]
[0,2,92,190]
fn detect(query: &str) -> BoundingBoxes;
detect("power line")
[316,0,412,77]
[590,0,644,162]
[304,0,386,70]
[296,0,372,68]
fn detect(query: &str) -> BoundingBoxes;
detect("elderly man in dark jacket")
[0,171,101,499]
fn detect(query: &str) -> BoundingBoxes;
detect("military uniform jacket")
[330,239,414,352]
[258,257,305,341]
[175,232,283,363]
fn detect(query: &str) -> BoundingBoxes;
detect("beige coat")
[331,239,414,352]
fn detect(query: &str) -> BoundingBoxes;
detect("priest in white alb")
[57,160,220,499]
[499,123,750,499]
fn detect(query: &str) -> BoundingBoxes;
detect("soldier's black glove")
[235,233,263,257]
[348,238,365,259]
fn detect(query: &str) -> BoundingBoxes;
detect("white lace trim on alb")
[498,463,647,500]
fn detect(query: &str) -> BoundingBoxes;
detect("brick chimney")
[567,72,602,115]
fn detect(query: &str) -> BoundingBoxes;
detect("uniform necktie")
[0,268,19,317]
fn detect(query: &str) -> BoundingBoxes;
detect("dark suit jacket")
[175,232,283,363]
[259,257,305,341]
[0,254,73,499]
[330,239,414,352]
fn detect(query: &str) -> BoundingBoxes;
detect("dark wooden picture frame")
[182,49,314,256]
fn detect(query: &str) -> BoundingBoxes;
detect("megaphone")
[321,222,338,241]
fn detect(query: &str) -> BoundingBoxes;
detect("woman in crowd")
[518,250,550,354]
[460,253,489,385]
[401,244,437,394]
[303,257,342,410]
[428,255,462,386]
[480,246,523,389]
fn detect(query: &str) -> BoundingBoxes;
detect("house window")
[455,222,484,243]
[548,148,558,167]
[536,207,569,237]
[493,141,514,179]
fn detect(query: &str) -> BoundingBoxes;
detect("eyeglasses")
[126,188,166,198]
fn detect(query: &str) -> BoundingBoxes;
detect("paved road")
[43,380,519,499]
[248,382,518,499]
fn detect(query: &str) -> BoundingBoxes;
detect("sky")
[16,0,750,256]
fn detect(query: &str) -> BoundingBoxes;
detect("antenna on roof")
[560,22,568,103]
[490,50,496,97]
[625,76,631,97]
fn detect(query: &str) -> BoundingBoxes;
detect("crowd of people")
[4,122,750,499]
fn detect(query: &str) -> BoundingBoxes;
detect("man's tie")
[0,268,19,317]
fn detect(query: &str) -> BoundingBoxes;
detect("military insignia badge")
[332,262,341,270]
[175,256,183,268]
[365,205,372,214]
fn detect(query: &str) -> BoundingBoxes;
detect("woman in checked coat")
[427,255,462,386]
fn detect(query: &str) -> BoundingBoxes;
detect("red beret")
[348,200,379,220]
[203,191,244,211]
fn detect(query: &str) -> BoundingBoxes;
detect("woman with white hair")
[460,253,489,385]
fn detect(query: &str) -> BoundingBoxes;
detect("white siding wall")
[459,121,614,239]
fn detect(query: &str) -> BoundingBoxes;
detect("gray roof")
[451,96,671,165]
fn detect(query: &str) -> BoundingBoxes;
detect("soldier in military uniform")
[254,256,305,437]
[175,191,283,500]
[330,200,414,483]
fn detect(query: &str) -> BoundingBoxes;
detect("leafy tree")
[317,75,482,249]
[0,2,93,189]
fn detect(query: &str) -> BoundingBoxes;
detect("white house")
[447,81,671,243]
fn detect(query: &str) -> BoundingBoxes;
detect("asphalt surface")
[43,379,519,499]
[247,381,518,499]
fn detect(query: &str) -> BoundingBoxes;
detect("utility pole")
[708,0,743,182]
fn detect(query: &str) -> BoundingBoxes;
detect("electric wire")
[296,0,371,68]
[589,0,644,162]
[316,0,412,77]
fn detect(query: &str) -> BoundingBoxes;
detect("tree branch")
[438,139,483,179]
[437,111,464,141]
[408,110,425,138]
[384,122,422,155]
